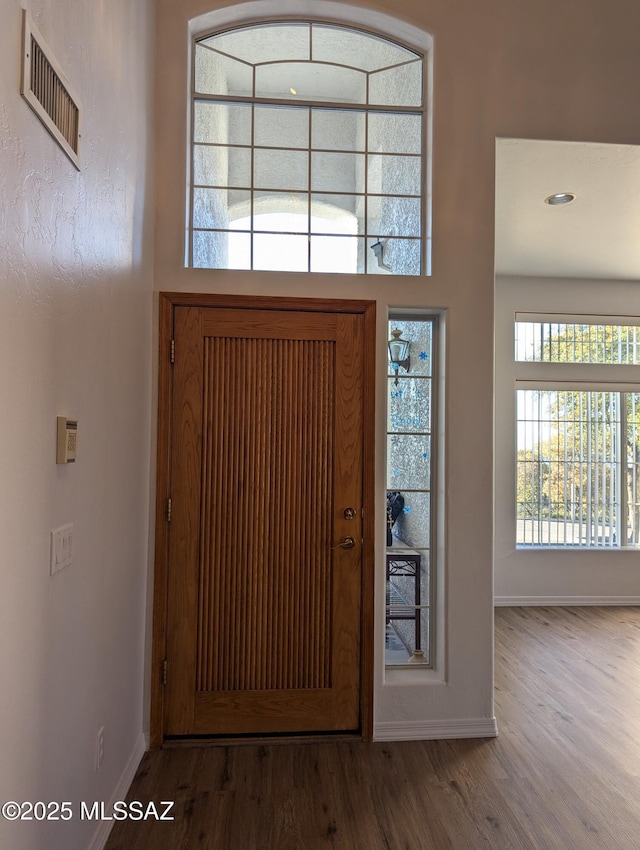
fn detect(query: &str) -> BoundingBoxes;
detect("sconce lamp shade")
[388,329,410,385]
[388,329,410,368]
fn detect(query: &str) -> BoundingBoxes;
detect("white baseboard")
[87,732,146,850]
[495,596,640,606]
[374,716,498,742]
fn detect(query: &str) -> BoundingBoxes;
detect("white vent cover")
[21,10,81,169]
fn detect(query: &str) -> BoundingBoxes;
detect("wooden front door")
[156,296,373,739]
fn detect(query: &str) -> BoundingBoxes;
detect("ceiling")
[495,138,640,280]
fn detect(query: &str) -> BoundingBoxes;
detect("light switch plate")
[50,524,73,575]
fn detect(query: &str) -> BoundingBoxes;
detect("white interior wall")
[153,0,640,741]
[495,274,640,604]
[0,1,154,848]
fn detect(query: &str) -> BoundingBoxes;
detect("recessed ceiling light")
[289,87,297,95]
[544,192,576,206]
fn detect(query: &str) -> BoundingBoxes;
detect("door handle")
[333,536,356,550]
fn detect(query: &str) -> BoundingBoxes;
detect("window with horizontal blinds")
[514,315,640,548]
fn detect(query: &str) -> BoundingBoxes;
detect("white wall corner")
[374,717,498,742]
[87,733,147,850]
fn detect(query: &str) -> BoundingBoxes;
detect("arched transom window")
[189,22,426,275]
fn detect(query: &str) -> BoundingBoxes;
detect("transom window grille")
[386,318,435,665]
[190,22,426,274]
[516,317,640,364]
[515,315,640,548]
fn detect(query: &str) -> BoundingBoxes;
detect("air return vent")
[21,10,81,170]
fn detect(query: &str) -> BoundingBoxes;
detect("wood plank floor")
[106,607,640,849]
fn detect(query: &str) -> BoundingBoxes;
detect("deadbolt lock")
[343,507,356,520]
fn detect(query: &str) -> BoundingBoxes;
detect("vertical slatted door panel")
[165,304,364,737]
[197,335,335,696]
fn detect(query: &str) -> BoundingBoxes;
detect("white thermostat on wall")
[57,417,78,464]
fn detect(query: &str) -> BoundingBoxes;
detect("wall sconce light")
[371,240,392,272]
[388,328,410,385]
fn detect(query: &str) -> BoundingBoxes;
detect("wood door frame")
[151,292,376,748]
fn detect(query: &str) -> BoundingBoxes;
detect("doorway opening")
[151,293,376,746]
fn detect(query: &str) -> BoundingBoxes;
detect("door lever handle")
[332,536,356,550]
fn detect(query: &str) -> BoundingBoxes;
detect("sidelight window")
[386,317,436,665]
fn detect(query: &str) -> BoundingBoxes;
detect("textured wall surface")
[0,1,154,847]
